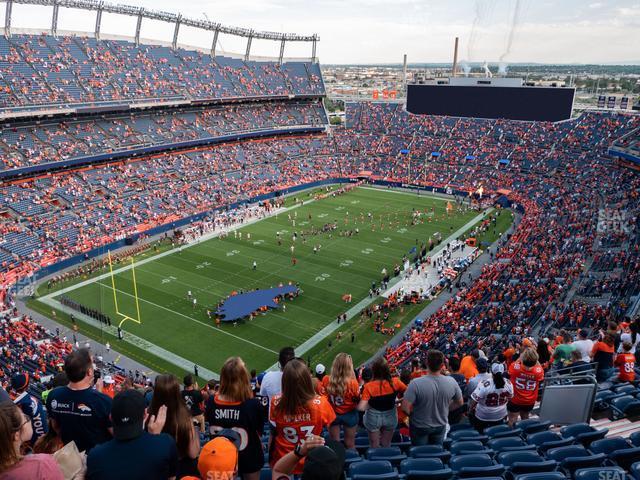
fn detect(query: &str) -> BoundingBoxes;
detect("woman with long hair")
[358,356,407,448]
[269,358,335,475]
[536,339,552,370]
[147,374,200,477]
[469,363,514,432]
[205,357,264,480]
[591,333,616,382]
[0,403,63,479]
[322,353,360,449]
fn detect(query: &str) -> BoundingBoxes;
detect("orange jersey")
[321,376,360,414]
[269,395,336,474]
[614,353,636,382]
[508,361,544,406]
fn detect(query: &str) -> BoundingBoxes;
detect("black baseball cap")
[111,389,145,441]
[302,439,346,480]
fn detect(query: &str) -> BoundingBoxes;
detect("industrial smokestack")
[402,54,407,91]
[452,37,459,77]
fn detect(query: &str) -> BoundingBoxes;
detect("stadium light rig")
[2,0,320,63]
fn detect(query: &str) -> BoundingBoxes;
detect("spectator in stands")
[86,389,177,480]
[469,363,513,433]
[536,339,552,370]
[41,372,69,405]
[359,357,406,448]
[46,348,113,452]
[322,353,360,449]
[567,350,591,375]
[613,342,636,383]
[192,429,241,480]
[0,403,63,480]
[447,356,467,424]
[269,359,335,475]
[313,364,326,394]
[272,436,346,480]
[260,347,295,401]
[0,388,9,405]
[507,348,544,426]
[551,332,575,368]
[205,357,265,480]
[181,375,204,434]
[146,374,200,478]
[402,350,463,446]
[410,357,427,379]
[591,334,616,382]
[572,329,594,363]
[619,322,640,355]
[10,373,48,446]
[459,349,480,381]
[466,358,491,397]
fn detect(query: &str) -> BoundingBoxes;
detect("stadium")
[0,0,639,479]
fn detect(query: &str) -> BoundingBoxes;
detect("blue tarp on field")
[216,285,299,321]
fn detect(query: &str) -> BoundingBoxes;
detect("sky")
[4,0,640,64]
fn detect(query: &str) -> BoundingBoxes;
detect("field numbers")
[277,229,289,234]
[361,248,374,255]
[226,250,240,257]
[298,221,309,226]
[252,240,265,246]
[335,206,345,211]
[380,237,391,244]
[340,259,354,267]
[161,275,177,284]
[195,261,211,269]
[350,200,360,204]
[317,213,328,218]
[397,228,408,234]
[315,273,331,282]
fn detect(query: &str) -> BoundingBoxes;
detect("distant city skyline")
[3,0,640,64]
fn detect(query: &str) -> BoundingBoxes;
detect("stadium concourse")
[0,27,638,480]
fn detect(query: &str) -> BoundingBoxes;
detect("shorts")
[363,408,398,433]
[507,401,534,413]
[332,409,359,428]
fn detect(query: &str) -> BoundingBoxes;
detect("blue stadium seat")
[391,431,412,452]
[610,395,640,419]
[611,383,636,395]
[559,423,608,447]
[497,450,558,475]
[348,459,395,477]
[405,470,453,480]
[400,458,445,474]
[449,429,488,442]
[449,454,505,478]
[451,441,494,456]
[259,467,271,480]
[545,445,606,475]
[574,467,626,480]
[526,431,574,452]
[631,461,640,480]
[609,447,640,471]
[409,445,452,463]
[366,447,407,466]
[488,436,537,452]
[589,437,632,455]
[517,420,552,435]
[344,449,363,469]
[515,473,566,480]
[355,436,371,455]
[630,432,640,447]
[485,424,523,439]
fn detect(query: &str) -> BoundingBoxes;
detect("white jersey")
[471,377,514,422]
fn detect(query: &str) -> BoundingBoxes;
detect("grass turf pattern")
[39,187,487,375]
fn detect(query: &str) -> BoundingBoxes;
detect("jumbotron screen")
[407,84,575,122]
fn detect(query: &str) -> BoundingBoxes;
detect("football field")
[35,186,490,378]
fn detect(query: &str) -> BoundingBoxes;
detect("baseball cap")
[315,364,326,375]
[103,375,115,384]
[302,439,346,480]
[491,363,505,374]
[10,373,29,392]
[197,429,240,479]
[111,389,145,441]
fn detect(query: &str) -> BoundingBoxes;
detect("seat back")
[450,454,494,472]
[546,445,588,461]
[498,451,543,466]
[400,458,445,474]
[451,441,486,456]
[574,467,626,480]
[349,459,394,476]
[610,447,640,470]
[559,423,592,438]
[489,436,527,451]
[589,437,631,455]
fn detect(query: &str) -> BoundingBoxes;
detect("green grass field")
[34,186,496,378]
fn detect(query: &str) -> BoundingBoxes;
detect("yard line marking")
[95,281,278,354]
